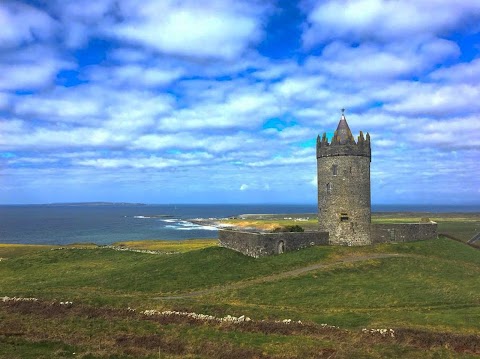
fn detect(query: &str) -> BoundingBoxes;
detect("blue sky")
[0,0,479,205]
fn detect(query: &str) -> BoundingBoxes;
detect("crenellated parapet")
[317,131,372,161]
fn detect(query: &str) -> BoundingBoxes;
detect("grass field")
[1,215,480,358]
[219,216,319,231]
[112,238,217,252]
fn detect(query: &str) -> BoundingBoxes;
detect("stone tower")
[316,110,371,245]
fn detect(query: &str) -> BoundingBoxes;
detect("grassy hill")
[1,236,480,358]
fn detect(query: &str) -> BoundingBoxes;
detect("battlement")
[316,131,371,159]
[316,112,371,160]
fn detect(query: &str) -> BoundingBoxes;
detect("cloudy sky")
[1,0,479,205]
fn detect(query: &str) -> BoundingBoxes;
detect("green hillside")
[1,237,479,358]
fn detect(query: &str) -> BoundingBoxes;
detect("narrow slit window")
[326,183,332,193]
[340,213,349,221]
[332,164,338,176]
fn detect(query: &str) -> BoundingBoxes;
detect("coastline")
[1,208,479,246]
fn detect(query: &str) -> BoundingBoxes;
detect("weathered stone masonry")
[317,114,371,246]
[371,222,438,243]
[219,230,329,258]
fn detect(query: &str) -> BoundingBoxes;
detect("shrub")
[271,225,304,233]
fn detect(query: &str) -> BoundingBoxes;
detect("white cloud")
[51,0,114,23]
[130,134,197,151]
[239,184,249,191]
[40,0,271,60]
[75,152,213,170]
[14,95,101,120]
[131,132,257,153]
[409,116,480,150]
[107,0,270,59]
[87,64,184,87]
[0,46,72,91]
[13,84,174,128]
[0,61,59,91]
[302,0,480,47]
[374,139,396,148]
[47,0,115,47]
[0,4,67,91]
[0,1,56,48]
[385,84,480,117]
[430,57,480,84]
[0,92,10,109]
[252,61,300,80]
[273,76,327,100]
[6,157,59,165]
[0,120,128,150]
[276,126,315,140]
[246,155,313,168]
[1,0,479,205]
[157,84,280,131]
[0,118,26,133]
[305,39,459,81]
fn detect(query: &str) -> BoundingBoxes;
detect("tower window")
[332,164,338,176]
[326,183,332,193]
[340,213,349,221]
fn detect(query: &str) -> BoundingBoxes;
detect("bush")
[271,225,304,233]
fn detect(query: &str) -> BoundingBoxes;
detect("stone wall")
[218,230,329,258]
[317,155,371,245]
[371,222,438,243]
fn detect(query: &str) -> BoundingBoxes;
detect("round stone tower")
[316,110,371,245]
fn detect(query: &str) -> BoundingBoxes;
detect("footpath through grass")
[204,250,479,332]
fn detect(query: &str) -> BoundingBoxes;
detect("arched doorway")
[277,240,285,254]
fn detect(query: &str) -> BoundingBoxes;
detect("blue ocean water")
[0,204,478,245]
[0,204,316,245]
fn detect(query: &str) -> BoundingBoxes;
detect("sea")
[0,204,479,245]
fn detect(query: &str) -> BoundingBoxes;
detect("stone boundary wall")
[218,230,329,258]
[371,222,438,244]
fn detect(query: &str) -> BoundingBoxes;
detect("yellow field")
[112,239,217,252]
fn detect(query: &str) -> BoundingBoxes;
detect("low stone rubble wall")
[219,222,437,257]
[218,230,329,258]
[371,222,438,243]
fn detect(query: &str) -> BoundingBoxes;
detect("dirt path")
[155,253,407,300]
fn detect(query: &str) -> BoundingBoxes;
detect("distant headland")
[43,202,147,207]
